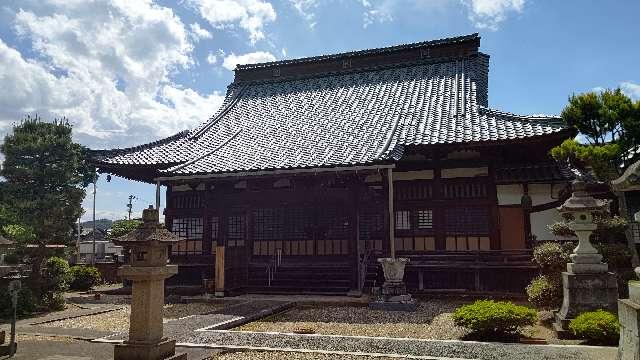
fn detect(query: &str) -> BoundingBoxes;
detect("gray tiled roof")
[93,48,569,178]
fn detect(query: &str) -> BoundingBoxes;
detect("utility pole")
[127,195,137,220]
[92,177,97,265]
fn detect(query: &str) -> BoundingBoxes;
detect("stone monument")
[113,206,186,360]
[618,268,640,360]
[553,180,618,335]
[369,257,417,311]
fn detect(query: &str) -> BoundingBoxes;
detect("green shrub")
[452,300,538,337]
[596,243,632,269]
[0,286,37,318]
[44,256,71,292]
[42,292,66,311]
[69,265,101,291]
[547,221,576,237]
[526,275,562,309]
[533,242,571,273]
[569,310,619,344]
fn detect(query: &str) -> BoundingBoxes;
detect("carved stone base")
[554,271,618,334]
[114,338,186,360]
[369,282,417,312]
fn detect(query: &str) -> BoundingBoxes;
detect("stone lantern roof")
[557,180,607,214]
[112,206,182,246]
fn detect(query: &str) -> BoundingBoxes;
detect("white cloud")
[621,82,640,101]
[189,22,213,41]
[222,51,276,71]
[462,0,525,30]
[288,0,319,28]
[206,52,218,64]
[358,0,523,30]
[187,0,277,44]
[1,1,224,150]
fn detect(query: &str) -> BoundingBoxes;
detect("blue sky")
[0,0,638,221]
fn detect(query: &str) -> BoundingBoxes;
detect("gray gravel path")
[177,330,615,360]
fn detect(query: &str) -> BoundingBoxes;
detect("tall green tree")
[553,89,640,180]
[0,116,95,292]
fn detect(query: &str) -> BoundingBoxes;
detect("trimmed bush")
[69,265,101,291]
[44,256,71,292]
[569,310,619,345]
[526,275,562,309]
[42,292,66,311]
[0,286,37,318]
[452,300,538,337]
[533,242,571,273]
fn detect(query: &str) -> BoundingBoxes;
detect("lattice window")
[253,208,283,240]
[395,181,433,201]
[417,209,433,229]
[210,216,219,253]
[359,212,383,252]
[170,217,203,255]
[442,182,487,199]
[227,214,246,247]
[395,210,411,230]
[172,194,204,209]
[444,207,490,234]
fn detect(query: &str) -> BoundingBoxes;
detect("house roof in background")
[92,34,571,182]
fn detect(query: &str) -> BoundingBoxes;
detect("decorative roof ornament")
[612,159,640,192]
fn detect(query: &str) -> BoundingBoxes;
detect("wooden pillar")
[155,180,161,211]
[215,205,226,297]
[487,164,500,250]
[214,246,225,297]
[387,168,395,259]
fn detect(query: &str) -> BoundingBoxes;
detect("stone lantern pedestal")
[369,258,417,311]
[113,206,186,360]
[553,181,618,336]
[618,269,640,360]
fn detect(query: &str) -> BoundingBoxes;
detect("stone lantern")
[112,206,186,360]
[553,180,618,335]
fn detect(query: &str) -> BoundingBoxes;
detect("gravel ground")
[44,302,223,332]
[237,300,470,340]
[183,330,615,360]
[236,301,570,344]
[214,350,416,359]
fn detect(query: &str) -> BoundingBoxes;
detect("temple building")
[93,34,576,296]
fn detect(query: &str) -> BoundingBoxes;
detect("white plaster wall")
[497,183,569,241]
[497,184,522,205]
[530,208,566,241]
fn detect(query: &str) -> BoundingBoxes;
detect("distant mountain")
[80,219,113,231]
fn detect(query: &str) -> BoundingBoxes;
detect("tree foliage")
[108,219,142,239]
[552,89,640,180]
[0,116,95,291]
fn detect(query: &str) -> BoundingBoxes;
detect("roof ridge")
[190,86,246,140]
[236,33,479,71]
[479,106,561,120]
[235,53,479,86]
